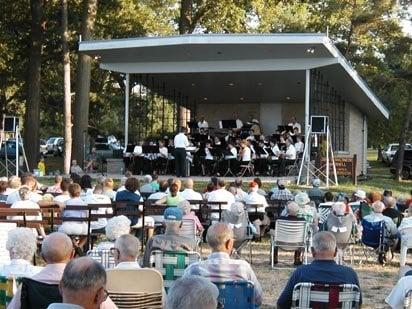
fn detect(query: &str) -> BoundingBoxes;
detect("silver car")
[46,137,64,155]
[381,143,412,165]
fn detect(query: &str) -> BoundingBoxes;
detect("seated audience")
[244,181,269,236]
[269,179,294,201]
[184,222,262,305]
[80,174,93,197]
[140,175,155,194]
[178,200,204,235]
[221,202,250,248]
[277,231,361,308]
[58,183,89,248]
[6,176,21,195]
[0,227,42,277]
[166,275,219,309]
[306,178,324,205]
[7,175,42,205]
[47,257,111,309]
[207,179,235,220]
[47,175,63,194]
[148,180,168,200]
[180,178,203,202]
[0,180,9,201]
[70,159,83,174]
[111,234,141,269]
[231,178,248,202]
[97,215,131,251]
[253,177,267,196]
[399,205,412,231]
[294,192,318,227]
[85,184,113,233]
[326,202,356,264]
[102,177,116,201]
[383,196,402,226]
[53,178,72,203]
[156,178,184,206]
[143,207,196,267]
[386,272,412,309]
[150,174,160,191]
[202,182,215,200]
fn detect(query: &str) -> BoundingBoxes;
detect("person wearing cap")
[142,207,196,267]
[269,179,294,201]
[307,178,325,206]
[250,119,262,136]
[273,202,306,265]
[294,192,318,226]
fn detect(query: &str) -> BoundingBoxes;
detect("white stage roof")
[79,33,389,119]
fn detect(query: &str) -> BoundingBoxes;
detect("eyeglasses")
[109,247,120,256]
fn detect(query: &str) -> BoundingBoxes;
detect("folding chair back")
[399,227,412,267]
[150,250,200,291]
[20,277,61,309]
[291,282,361,309]
[361,220,385,249]
[0,276,19,309]
[317,204,332,230]
[179,218,201,249]
[214,280,255,309]
[359,202,372,219]
[106,268,163,309]
[404,289,412,309]
[87,249,116,269]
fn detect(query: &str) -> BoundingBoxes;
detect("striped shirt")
[184,252,262,305]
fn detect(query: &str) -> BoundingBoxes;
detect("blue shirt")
[115,190,141,225]
[277,260,361,308]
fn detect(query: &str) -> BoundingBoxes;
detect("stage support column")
[124,73,130,152]
[362,114,367,175]
[304,69,310,185]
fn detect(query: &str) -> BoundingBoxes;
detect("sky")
[401,6,412,36]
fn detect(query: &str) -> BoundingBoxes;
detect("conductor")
[174,127,189,177]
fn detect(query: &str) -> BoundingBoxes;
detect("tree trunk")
[72,0,97,167]
[377,144,382,161]
[395,88,412,181]
[62,0,72,175]
[24,0,43,172]
[179,0,193,34]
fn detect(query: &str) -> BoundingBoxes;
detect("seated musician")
[254,141,269,176]
[278,139,297,176]
[201,140,215,176]
[250,119,262,137]
[133,141,144,175]
[156,140,168,174]
[294,135,304,155]
[197,116,209,129]
[237,140,252,174]
[288,116,302,134]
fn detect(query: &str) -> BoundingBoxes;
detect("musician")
[237,140,251,174]
[202,140,215,176]
[133,141,144,175]
[233,113,243,132]
[155,140,168,174]
[197,116,209,129]
[278,139,297,176]
[288,116,302,134]
[294,136,304,155]
[254,141,269,175]
[250,119,262,136]
[174,127,189,177]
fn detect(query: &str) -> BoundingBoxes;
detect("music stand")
[220,120,237,129]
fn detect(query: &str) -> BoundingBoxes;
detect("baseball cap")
[164,207,183,221]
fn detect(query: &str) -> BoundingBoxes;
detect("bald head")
[184,178,194,190]
[42,232,73,263]
[206,223,234,252]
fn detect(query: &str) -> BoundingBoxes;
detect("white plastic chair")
[270,219,309,268]
[400,227,412,266]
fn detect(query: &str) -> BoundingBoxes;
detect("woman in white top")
[0,228,42,277]
[239,140,251,163]
[58,183,89,248]
[10,186,45,237]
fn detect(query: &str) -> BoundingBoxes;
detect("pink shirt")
[183,212,204,234]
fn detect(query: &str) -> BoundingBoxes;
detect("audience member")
[70,160,83,174]
[102,178,116,200]
[150,174,160,191]
[143,207,196,267]
[307,178,325,204]
[166,275,219,309]
[180,178,203,202]
[47,175,63,194]
[221,201,250,247]
[112,234,141,269]
[244,181,269,236]
[207,179,235,220]
[140,175,155,193]
[386,271,412,308]
[85,184,113,233]
[272,202,306,265]
[277,231,361,308]
[53,178,72,203]
[383,196,402,226]
[156,178,183,206]
[269,179,294,201]
[0,180,7,201]
[47,257,111,309]
[399,206,412,231]
[294,192,318,226]
[184,222,262,305]
[0,227,42,277]
[80,174,93,197]
[231,178,248,202]
[6,175,42,204]
[178,200,204,235]
[253,177,267,196]
[6,176,21,195]
[97,215,131,251]
[148,180,168,200]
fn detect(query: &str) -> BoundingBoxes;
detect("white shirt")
[294,141,304,153]
[7,190,42,205]
[236,119,243,129]
[54,194,70,204]
[159,146,168,158]
[84,194,113,230]
[174,133,189,149]
[386,276,412,309]
[241,147,251,162]
[198,120,209,129]
[148,192,168,200]
[133,145,143,156]
[0,259,42,278]
[10,200,42,221]
[115,261,141,270]
[207,188,235,212]
[205,147,213,160]
[234,188,248,202]
[244,190,268,212]
[285,144,297,160]
[180,188,203,201]
[225,147,237,159]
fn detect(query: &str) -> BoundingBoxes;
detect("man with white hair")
[363,201,398,238]
[143,207,196,266]
[111,234,141,269]
[166,275,219,309]
[184,222,262,305]
[277,231,361,308]
[140,175,154,193]
[0,227,42,277]
[382,196,402,225]
[180,178,203,202]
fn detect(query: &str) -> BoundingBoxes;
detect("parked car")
[0,140,24,159]
[390,149,412,179]
[381,143,412,165]
[40,139,47,155]
[46,137,64,156]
